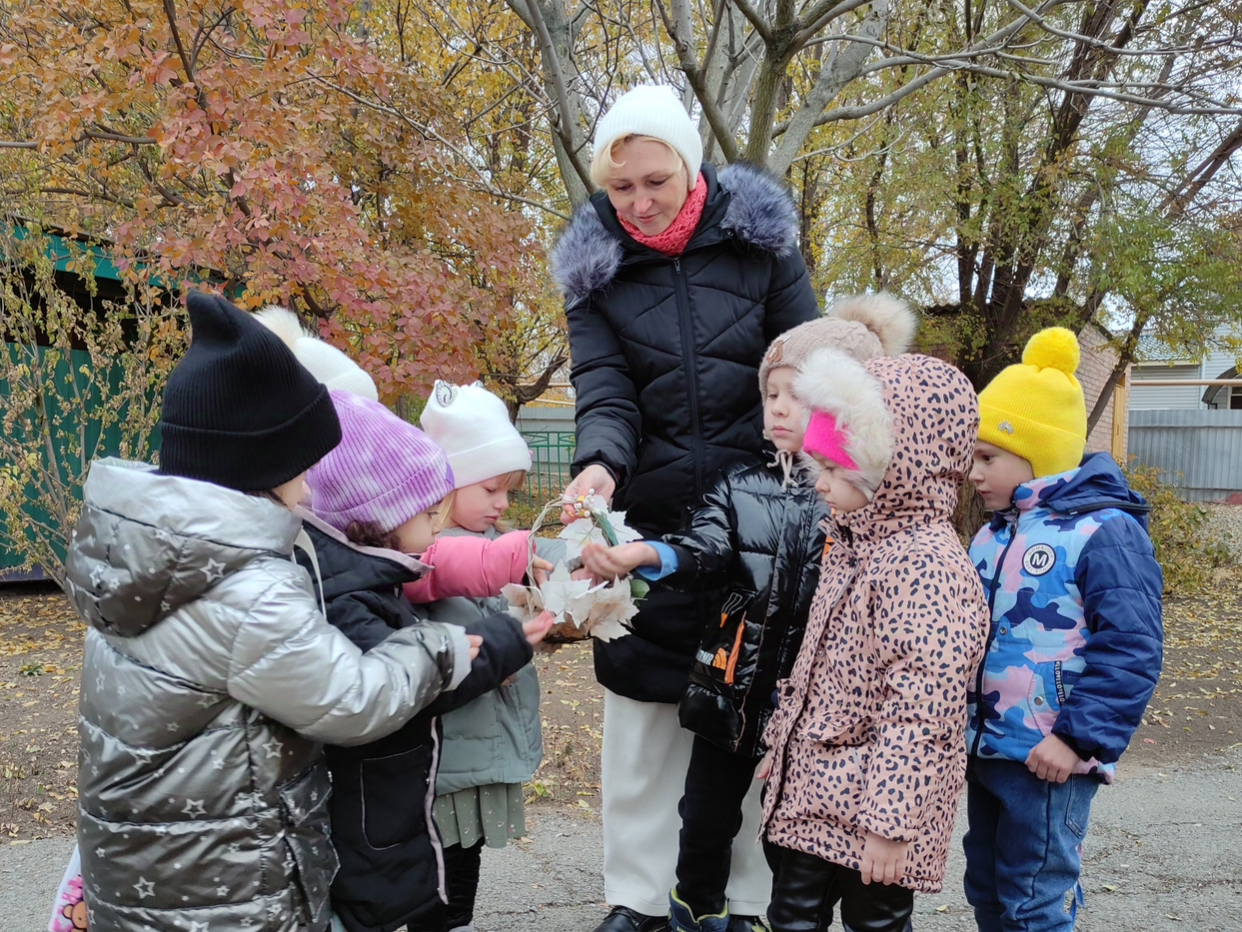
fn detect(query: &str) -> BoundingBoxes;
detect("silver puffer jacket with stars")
[65,459,465,932]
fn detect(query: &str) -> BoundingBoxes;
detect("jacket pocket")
[694,588,756,687]
[278,762,338,928]
[788,737,870,830]
[360,745,431,850]
[1025,662,1065,737]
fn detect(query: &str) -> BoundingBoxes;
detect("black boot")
[591,905,671,932]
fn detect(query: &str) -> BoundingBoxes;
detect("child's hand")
[522,610,556,646]
[859,831,908,885]
[531,556,553,587]
[581,542,660,582]
[756,750,773,781]
[1026,734,1080,784]
[467,634,483,662]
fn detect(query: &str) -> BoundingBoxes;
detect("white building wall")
[1129,363,1203,410]
[1203,345,1239,380]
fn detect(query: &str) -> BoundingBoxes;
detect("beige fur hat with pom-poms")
[758,292,918,396]
[977,326,1087,478]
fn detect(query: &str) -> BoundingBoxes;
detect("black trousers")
[675,734,765,916]
[765,844,913,932]
[441,839,484,930]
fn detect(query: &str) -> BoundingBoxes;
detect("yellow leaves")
[101,24,145,62]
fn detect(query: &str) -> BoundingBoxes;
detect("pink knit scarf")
[619,172,708,257]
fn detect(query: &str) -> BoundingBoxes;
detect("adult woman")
[551,85,820,932]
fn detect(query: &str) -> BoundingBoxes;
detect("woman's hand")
[560,464,617,524]
[581,542,660,582]
[859,831,908,886]
[467,634,482,662]
[522,610,556,646]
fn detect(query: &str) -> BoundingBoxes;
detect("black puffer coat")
[663,455,829,757]
[295,518,532,932]
[552,163,819,702]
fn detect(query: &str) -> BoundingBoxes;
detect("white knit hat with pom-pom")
[253,306,379,402]
[758,292,917,396]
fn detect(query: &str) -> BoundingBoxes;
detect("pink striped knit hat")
[306,390,455,533]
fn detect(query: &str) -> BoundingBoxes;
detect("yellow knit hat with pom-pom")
[977,327,1087,478]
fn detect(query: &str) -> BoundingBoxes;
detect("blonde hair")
[589,135,688,189]
[433,470,528,533]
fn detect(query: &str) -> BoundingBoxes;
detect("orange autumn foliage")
[0,0,538,400]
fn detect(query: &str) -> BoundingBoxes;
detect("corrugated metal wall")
[1129,409,1242,501]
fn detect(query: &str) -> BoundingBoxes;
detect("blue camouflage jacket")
[965,454,1164,781]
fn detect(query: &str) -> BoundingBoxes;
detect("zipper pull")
[673,257,681,273]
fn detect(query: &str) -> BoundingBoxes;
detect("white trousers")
[600,689,771,917]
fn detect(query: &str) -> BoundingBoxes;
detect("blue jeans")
[963,758,1100,932]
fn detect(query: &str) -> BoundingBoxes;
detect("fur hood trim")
[549,206,622,308]
[828,293,918,356]
[550,163,798,304]
[715,163,799,255]
[795,346,892,495]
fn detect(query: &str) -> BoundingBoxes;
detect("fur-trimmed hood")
[796,348,894,497]
[550,162,799,305]
[797,351,978,534]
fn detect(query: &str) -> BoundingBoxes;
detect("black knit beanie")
[158,291,343,491]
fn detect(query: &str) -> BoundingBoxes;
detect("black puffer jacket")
[662,455,828,757]
[552,163,819,702]
[295,519,532,932]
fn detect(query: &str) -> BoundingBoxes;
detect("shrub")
[0,224,186,586]
[1124,461,1233,595]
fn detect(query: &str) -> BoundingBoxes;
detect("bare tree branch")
[658,0,743,162]
[729,0,773,43]
[516,0,594,203]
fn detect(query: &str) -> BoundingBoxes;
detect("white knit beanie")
[420,381,532,488]
[594,85,703,192]
[253,306,379,402]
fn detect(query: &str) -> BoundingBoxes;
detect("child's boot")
[726,917,769,932]
[668,888,731,932]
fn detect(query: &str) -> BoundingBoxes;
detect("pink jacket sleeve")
[402,531,532,603]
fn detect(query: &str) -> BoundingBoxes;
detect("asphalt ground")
[3,749,1239,932]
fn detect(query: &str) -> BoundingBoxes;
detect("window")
[1231,386,1242,410]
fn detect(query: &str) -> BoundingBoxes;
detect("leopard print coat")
[761,353,989,893]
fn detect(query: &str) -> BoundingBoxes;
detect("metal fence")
[515,429,577,511]
[1128,408,1242,502]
